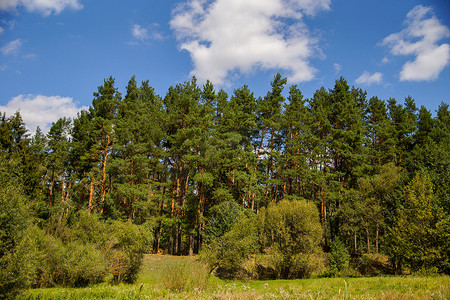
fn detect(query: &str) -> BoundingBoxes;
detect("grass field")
[18,254,449,299]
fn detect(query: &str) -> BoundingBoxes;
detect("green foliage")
[107,220,153,284]
[33,234,108,287]
[29,212,152,287]
[200,212,258,278]
[2,74,449,297]
[258,199,323,279]
[0,157,36,298]
[260,199,323,255]
[328,238,350,276]
[203,200,244,244]
[387,172,445,273]
[253,251,325,280]
[357,253,392,276]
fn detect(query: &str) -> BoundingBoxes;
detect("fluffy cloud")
[333,63,342,74]
[355,71,383,86]
[1,39,23,56]
[0,0,82,16]
[381,5,450,81]
[131,24,163,44]
[170,0,330,85]
[132,24,150,41]
[0,94,88,133]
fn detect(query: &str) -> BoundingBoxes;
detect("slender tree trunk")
[153,224,162,253]
[49,169,55,208]
[376,223,379,253]
[189,232,195,256]
[100,134,111,213]
[89,179,95,214]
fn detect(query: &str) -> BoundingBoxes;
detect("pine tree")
[256,73,287,203]
[46,117,71,211]
[280,84,311,198]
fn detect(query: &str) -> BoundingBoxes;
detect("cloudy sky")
[0,0,449,133]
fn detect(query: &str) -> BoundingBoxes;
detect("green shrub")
[257,199,324,279]
[32,228,108,288]
[251,251,325,279]
[0,168,37,298]
[357,253,392,276]
[29,212,152,288]
[328,238,350,276]
[107,220,153,284]
[203,200,243,244]
[200,213,258,279]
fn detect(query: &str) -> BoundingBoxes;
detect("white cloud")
[355,71,383,86]
[0,94,88,133]
[132,24,150,41]
[333,63,341,74]
[170,0,330,85]
[0,26,4,35]
[131,24,163,45]
[0,0,82,16]
[1,39,23,55]
[0,64,7,71]
[23,52,36,59]
[381,5,450,81]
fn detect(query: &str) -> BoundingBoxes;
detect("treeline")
[1,74,449,288]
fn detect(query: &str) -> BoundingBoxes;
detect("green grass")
[17,255,449,299]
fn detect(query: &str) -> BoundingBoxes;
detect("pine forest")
[1,74,449,296]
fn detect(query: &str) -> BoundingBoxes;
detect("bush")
[357,253,392,276]
[203,200,244,244]
[328,238,350,276]
[30,211,153,288]
[107,220,153,284]
[0,167,37,298]
[32,224,108,287]
[257,199,324,279]
[251,251,325,279]
[200,213,258,279]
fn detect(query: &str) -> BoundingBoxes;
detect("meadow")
[18,254,449,299]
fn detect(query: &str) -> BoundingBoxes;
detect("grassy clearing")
[18,255,449,299]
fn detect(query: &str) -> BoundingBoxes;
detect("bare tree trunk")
[376,223,379,253]
[89,179,95,214]
[189,232,195,256]
[100,134,111,212]
[366,228,371,254]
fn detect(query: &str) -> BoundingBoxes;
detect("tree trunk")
[189,232,195,256]
[100,134,111,213]
[366,228,371,253]
[89,179,95,214]
[376,223,379,254]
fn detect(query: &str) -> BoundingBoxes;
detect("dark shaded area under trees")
[1,74,448,296]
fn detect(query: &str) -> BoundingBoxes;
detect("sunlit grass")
[18,255,449,299]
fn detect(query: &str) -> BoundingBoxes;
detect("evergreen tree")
[366,97,395,170]
[280,85,311,198]
[256,73,287,203]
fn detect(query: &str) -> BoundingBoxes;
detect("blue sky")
[0,0,449,133]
